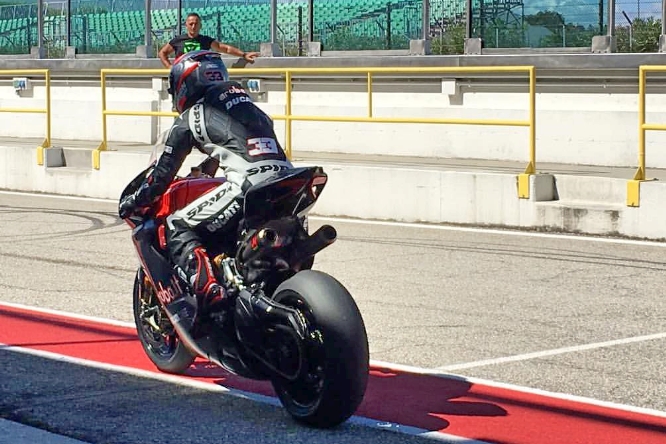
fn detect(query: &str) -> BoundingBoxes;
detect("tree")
[482,19,526,48]
[615,17,661,53]
[537,24,598,48]
[323,27,409,51]
[525,10,565,28]
[431,22,465,55]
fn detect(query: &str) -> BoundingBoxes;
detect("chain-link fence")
[0,0,664,56]
[614,0,663,52]
[469,0,664,50]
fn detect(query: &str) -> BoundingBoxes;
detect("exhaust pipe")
[239,227,286,264]
[292,224,337,264]
[239,223,337,268]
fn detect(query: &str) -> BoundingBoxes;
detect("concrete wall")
[3,145,666,240]
[3,80,666,168]
[3,55,665,239]
[0,84,160,143]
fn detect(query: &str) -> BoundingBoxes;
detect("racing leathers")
[124,81,292,310]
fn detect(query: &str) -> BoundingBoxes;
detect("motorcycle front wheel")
[270,270,369,428]
[132,267,196,374]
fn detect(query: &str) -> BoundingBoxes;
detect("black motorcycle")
[120,162,369,428]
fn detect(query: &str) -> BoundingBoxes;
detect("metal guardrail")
[628,65,666,207]
[0,69,51,165]
[97,66,537,198]
[95,68,177,170]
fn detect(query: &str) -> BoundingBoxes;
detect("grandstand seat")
[0,0,436,54]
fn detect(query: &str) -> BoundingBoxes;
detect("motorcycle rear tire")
[133,268,196,374]
[270,270,369,428]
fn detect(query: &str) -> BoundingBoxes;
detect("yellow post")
[527,66,536,174]
[45,70,51,148]
[635,67,646,182]
[517,66,537,199]
[285,71,293,159]
[36,146,44,166]
[0,69,52,165]
[367,72,373,118]
[627,67,647,207]
[94,71,108,169]
[37,70,52,165]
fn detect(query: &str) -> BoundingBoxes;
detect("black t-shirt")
[169,34,215,57]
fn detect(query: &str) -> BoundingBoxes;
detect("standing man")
[158,12,260,68]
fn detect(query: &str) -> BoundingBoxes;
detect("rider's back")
[185,82,288,165]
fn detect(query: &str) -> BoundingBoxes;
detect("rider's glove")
[118,193,139,219]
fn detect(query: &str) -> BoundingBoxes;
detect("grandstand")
[0,0,524,56]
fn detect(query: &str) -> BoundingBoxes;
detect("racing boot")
[187,246,228,315]
[167,246,229,334]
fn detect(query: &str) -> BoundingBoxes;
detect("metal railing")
[95,68,176,169]
[239,66,537,198]
[628,65,666,207]
[98,66,537,198]
[0,69,51,165]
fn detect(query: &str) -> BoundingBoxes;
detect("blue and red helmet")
[168,50,229,113]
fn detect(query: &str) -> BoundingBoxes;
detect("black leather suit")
[133,81,293,273]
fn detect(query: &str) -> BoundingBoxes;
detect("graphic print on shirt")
[183,39,201,53]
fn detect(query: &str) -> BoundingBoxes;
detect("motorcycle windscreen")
[243,166,327,228]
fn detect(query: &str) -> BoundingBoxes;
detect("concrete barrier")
[3,144,666,240]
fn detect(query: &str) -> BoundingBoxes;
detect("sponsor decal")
[218,85,247,101]
[246,163,290,176]
[186,184,232,218]
[225,96,252,110]
[206,201,241,232]
[192,104,205,143]
[155,275,184,306]
[247,137,279,156]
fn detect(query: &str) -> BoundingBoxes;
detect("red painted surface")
[2,304,666,444]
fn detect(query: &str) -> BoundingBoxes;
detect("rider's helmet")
[168,49,230,113]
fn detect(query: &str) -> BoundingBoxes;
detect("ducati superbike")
[119,161,369,428]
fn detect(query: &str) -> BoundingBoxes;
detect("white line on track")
[2,190,666,248]
[0,345,489,443]
[2,301,666,422]
[436,332,666,371]
[0,299,488,443]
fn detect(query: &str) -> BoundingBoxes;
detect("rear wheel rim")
[273,291,327,415]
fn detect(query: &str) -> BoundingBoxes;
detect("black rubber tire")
[270,270,369,428]
[133,268,196,374]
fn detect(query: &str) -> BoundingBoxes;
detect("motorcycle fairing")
[243,166,327,229]
[132,219,266,379]
[131,220,189,308]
